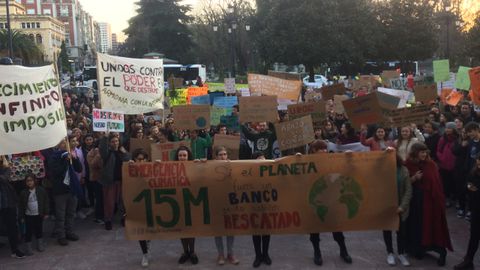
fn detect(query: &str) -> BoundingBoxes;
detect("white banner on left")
[97,53,164,114]
[0,65,67,155]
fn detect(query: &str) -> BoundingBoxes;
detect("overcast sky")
[79,0,198,41]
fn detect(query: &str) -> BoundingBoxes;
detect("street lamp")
[5,0,13,59]
[227,4,236,78]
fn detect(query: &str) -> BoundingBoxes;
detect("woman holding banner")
[213,146,240,266]
[404,143,452,266]
[175,146,199,265]
[304,140,353,266]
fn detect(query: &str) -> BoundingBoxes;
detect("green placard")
[433,59,450,83]
[455,66,471,91]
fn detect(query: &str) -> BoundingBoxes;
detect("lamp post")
[227,5,236,78]
[6,0,14,59]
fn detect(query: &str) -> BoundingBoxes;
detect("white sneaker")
[397,254,410,266]
[387,253,396,266]
[141,254,149,267]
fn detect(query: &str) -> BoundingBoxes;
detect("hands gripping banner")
[97,53,164,114]
[0,65,66,155]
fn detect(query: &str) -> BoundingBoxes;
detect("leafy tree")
[58,41,71,73]
[466,14,480,65]
[0,29,43,65]
[123,0,194,62]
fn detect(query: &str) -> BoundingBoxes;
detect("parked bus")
[82,66,98,90]
[164,64,206,86]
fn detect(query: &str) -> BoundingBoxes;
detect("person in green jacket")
[189,130,212,159]
[383,153,413,266]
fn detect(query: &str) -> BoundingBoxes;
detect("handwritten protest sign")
[172,105,211,130]
[377,87,412,108]
[213,134,240,160]
[287,101,326,128]
[334,95,349,114]
[386,105,430,127]
[248,73,302,100]
[220,115,240,132]
[445,90,463,106]
[213,96,238,108]
[211,106,232,126]
[240,88,250,96]
[469,67,480,105]
[342,92,387,129]
[191,94,210,105]
[187,87,208,104]
[239,96,278,123]
[168,89,188,106]
[376,92,401,110]
[380,70,400,88]
[92,109,124,132]
[455,66,471,91]
[224,78,236,94]
[151,141,190,161]
[320,83,347,100]
[123,151,398,239]
[167,77,184,89]
[0,65,66,155]
[130,138,153,158]
[305,91,322,102]
[275,115,315,150]
[267,70,302,81]
[433,59,450,82]
[414,84,438,103]
[97,53,163,114]
[440,88,453,104]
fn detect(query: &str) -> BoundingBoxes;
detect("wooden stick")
[53,53,72,164]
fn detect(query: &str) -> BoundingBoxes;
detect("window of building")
[27,9,35,15]
[21,22,26,29]
[0,23,3,29]
[36,34,43,44]
[29,34,34,42]
[26,23,31,29]
[36,22,40,28]
[60,5,69,17]
[43,9,51,15]
[27,0,35,3]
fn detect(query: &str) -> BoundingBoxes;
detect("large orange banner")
[123,151,398,240]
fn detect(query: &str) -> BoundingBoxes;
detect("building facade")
[97,22,111,53]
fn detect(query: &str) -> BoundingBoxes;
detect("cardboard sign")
[168,77,184,89]
[440,88,453,104]
[287,101,326,128]
[380,70,400,88]
[123,151,398,239]
[97,53,164,114]
[130,138,153,159]
[320,83,347,100]
[342,92,387,129]
[151,141,190,161]
[239,96,278,123]
[213,96,238,108]
[220,114,240,132]
[275,115,315,150]
[0,65,67,155]
[376,91,401,110]
[445,90,463,106]
[414,84,438,103]
[333,95,349,114]
[191,94,211,105]
[455,66,471,91]
[386,105,430,127]
[377,87,412,108]
[172,105,211,130]
[470,67,480,105]
[433,59,450,82]
[305,91,322,102]
[248,73,302,100]
[168,89,188,106]
[213,134,240,160]
[267,70,302,81]
[211,106,232,126]
[92,109,125,132]
[224,78,236,94]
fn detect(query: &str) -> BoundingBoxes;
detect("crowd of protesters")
[0,68,479,270]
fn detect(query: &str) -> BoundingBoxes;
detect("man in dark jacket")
[47,139,82,246]
[0,155,25,258]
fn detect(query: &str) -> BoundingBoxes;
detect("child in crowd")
[19,174,49,255]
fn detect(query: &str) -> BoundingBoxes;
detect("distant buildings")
[0,0,120,69]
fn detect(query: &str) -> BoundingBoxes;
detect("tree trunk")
[308,64,315,82]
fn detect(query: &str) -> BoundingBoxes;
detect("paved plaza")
[0,208,478,270]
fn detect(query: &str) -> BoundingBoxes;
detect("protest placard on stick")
[98,53,164,114]
[92,109,125,132]
[274,115,315,151]
[248,74,302,100]
[213,134,240,160]
[239,96,278,123]
[287,101,326,128]
[386,105,430,128]
[172,105,211,130]
[414,84,438,103]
